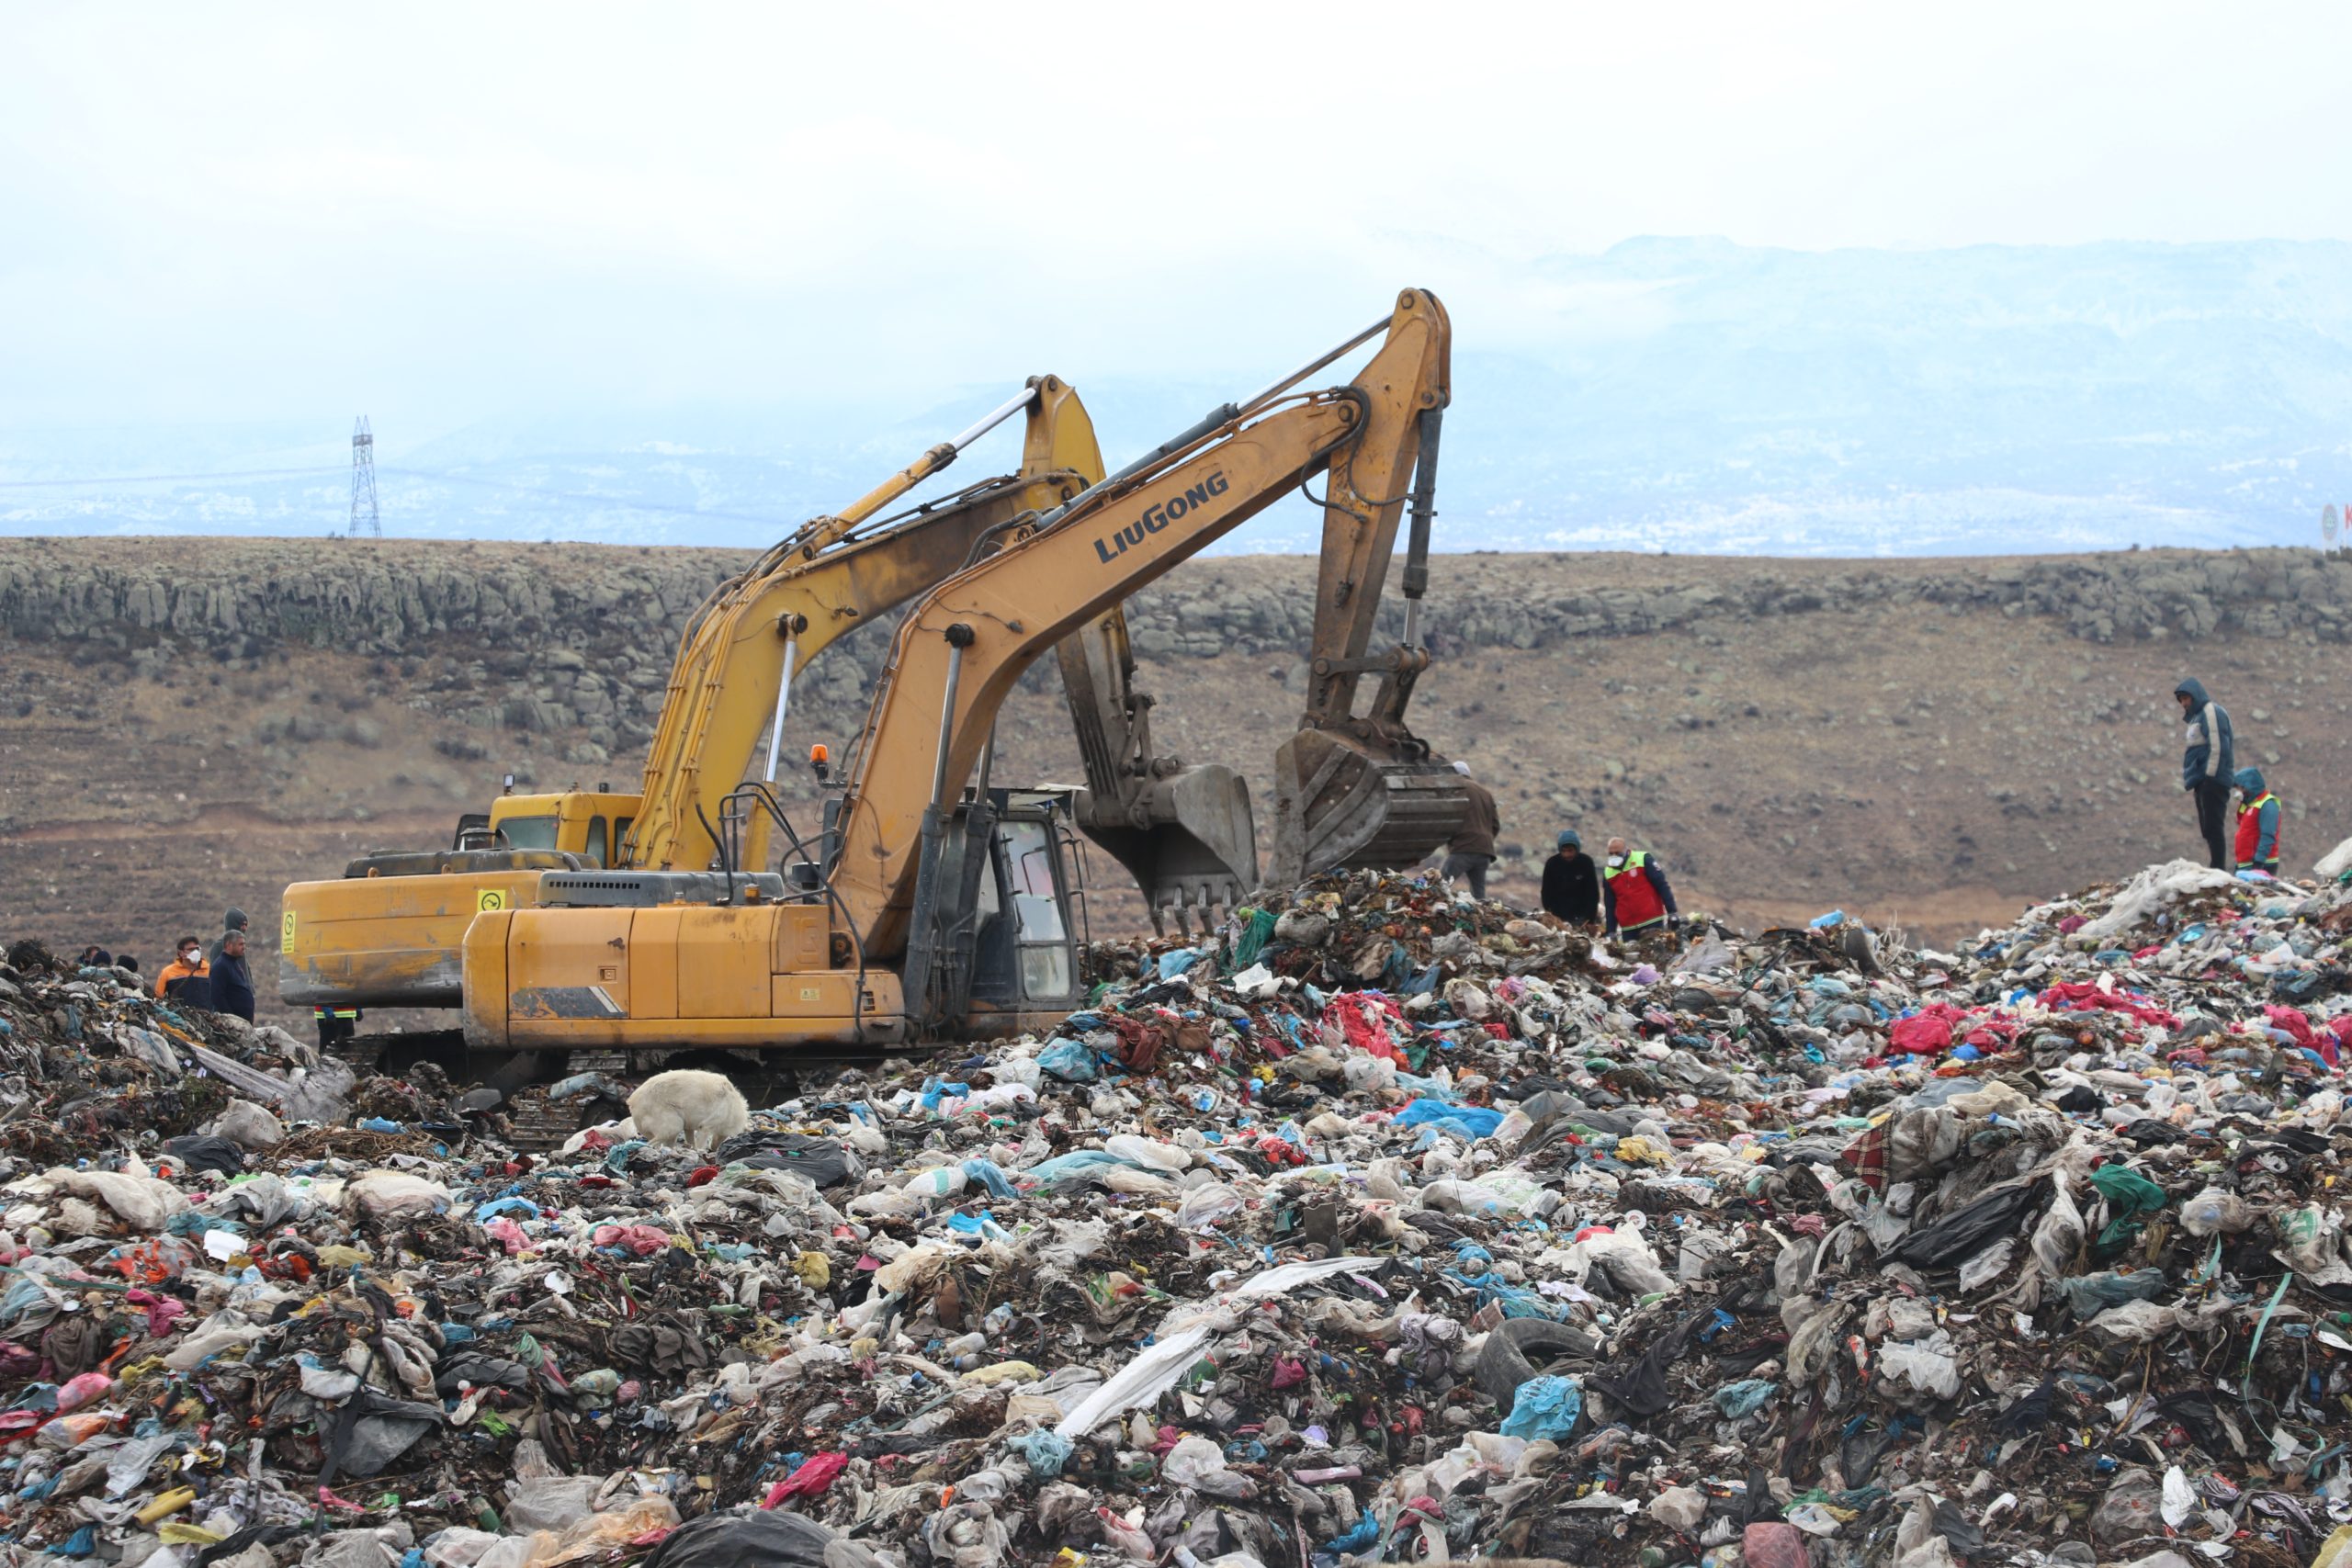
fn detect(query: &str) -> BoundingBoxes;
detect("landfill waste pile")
[6,848,2352,1568]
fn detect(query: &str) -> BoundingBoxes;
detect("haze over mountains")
[6,237,2348,556]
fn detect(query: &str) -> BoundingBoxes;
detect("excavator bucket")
[1074,764,1258,934]
[1270,727,1471,885]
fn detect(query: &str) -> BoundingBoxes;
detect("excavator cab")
[800,785,1089,1039]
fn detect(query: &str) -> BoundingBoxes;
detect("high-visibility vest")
[1605,851,1668,930]
[2234,792,2280,865]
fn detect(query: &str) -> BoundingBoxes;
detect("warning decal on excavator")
[477,889,507,912]
[281,910,297,949]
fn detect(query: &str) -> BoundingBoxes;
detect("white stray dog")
[627,1068,750,1150]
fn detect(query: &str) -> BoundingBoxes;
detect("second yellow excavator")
[462,287,1464,1059]
[281,378,1258,1053]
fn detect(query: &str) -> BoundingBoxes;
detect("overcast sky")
[4,2,2346,435]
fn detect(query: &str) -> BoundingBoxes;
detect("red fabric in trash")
[761,1451,848,1506]
[2036,982,2180,1029]
[2265,1006,2317,1050]
[1326,991,1405,1060]
[124,1289,187,1338]
[1887,1001,2017,1055]
[1888,1013,1954,1055]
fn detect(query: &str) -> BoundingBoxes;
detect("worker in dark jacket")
[210,930,256,1022]
[2233,766,2282,874]
[1602,836,1679,940]
[1540,830,1600,926]
[1440,760,1501,900]
[2177,678,2234,869]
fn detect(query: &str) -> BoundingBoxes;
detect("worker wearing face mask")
[1601,837,1679,942]
[155,937,211,1007]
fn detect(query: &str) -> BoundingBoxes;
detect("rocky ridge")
[7,541,2350,715]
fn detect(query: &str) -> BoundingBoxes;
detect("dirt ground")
[5,547,2343,1032]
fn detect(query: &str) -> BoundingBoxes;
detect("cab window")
[1003,821,1066,942]
[496,815,559,850]
[585,817,608,868]
[614,817,636,863]
[999,818,1072,998]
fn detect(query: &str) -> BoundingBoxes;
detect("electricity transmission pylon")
[350,416,381,537]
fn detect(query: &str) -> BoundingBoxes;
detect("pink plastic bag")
[591,1224,670,1258]
[1745,1522,1810,1568]
[55,1372,114,1413]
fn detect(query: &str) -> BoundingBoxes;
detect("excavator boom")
[626,375,1102,875]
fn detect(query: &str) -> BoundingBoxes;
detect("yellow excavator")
[280,378,1258,1056]
[461,287,1461,1059]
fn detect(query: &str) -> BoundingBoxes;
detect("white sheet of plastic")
[2317,834,2352,880]
[1055,1256,1384,1438]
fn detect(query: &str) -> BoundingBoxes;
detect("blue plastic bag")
[1009,1428,1075,1478]
[962,1159,1019,1198]
[1023,1149,1136,1186]
[1498,1374,1582,1438]
[1037,1039,1098,1082]
[1396,1099,1503,1138]
[1713,1378,1775,1417]
[918,1077,970,1113]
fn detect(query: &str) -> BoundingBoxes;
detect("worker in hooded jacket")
[2176,678,2234,869]
[1541,830,1600,927]
[2233,766,2281,875]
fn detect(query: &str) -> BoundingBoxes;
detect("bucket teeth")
[1272,729,1469,884]
[1074,764,1259,927]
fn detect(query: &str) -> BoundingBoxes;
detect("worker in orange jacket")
[153,937,209,1000]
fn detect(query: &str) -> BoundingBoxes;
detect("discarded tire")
[1476,1316,1600,1414]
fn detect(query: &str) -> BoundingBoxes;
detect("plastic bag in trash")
[1498,1374,1582,1439]
[640,1509,881,1568]
[1036,1039,1097,1081]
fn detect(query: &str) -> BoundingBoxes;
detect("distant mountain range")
[5,237,2348,555]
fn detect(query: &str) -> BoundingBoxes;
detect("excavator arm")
[829,288,1453,987]
[624,377,1106,877]
[628,374,1268,929]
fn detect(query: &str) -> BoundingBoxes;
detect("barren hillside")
[5,538,2348,1029]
